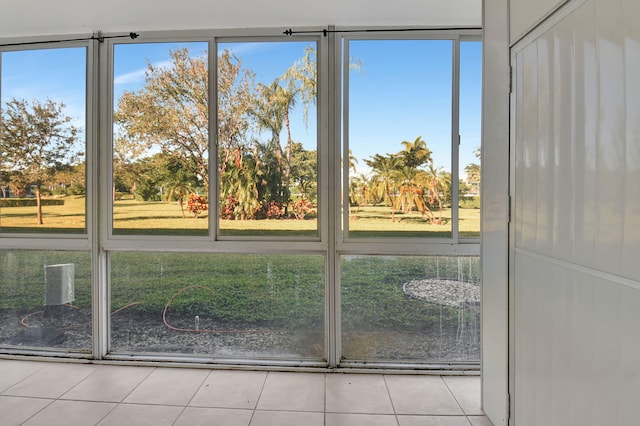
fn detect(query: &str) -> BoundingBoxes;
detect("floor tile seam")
[94,400,122,426]
[187,402,266,410]
[117,366,157,404]
[58,364,102,400]
[252,407,325,414]
[323,372,327,417]
[11,396,56,425]
[441,375,471,416]
[0,363,48,395]
[56,396,125,404]
[171,405,190,426]
[246,369,271,424]
[253,370,270,409]
[395,414,476,418]
[324,409,396,415]
[0,394,56,401]
[382,374,398,416]
[115,401,192,408]
[183,368,213,407]
[440,376,478,416]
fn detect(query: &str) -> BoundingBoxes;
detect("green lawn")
[0,250,478,332]
[1,196,480,237]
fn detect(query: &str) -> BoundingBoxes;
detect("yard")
[0,196,480,362]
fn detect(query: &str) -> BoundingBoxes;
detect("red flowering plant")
[264,201,286,219]
[187,193,208,218]
[291,198,315,220]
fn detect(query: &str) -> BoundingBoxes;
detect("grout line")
[172,368,212,425]
[248,369,270,424]
[441,375,472,421]
[381,374,400,426]
[0,362,49,395]
[1,395,56,425]
[96,400,120,426]
[118,365,156,403]
[323,372,327,426]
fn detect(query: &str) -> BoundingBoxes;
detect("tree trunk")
[35,187,43,225]
[285,112,292,190]
[179,198,186,219]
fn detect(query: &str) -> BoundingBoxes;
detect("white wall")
[511,0,640,423]
[481,0,510,425]
[509,0,567,43]
[0,0,480,38]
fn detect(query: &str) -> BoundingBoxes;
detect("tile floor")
[0,359,493,426]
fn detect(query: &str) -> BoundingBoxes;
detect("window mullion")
[452,37,461,242]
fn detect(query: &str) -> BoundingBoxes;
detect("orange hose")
[162,285,273,334]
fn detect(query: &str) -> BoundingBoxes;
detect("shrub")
[291,199,315,220]
[187,193,208,218]
[459,196,480,209]
[263,201,286,219]
[0,198,65,207]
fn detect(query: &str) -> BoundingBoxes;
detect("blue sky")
[1,47,87,133]
[1,39,481,176]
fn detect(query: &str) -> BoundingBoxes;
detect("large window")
[1,47,88,234]
[110,252,324,358]
[338,35,481,365]
[345,39,454,239]
[343,37,481,241]
[0,250,92,352]
[217,41,319,238]
[112,42,209,236]
[0,30,480,368]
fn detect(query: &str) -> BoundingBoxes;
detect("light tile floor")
[0,359,493,426]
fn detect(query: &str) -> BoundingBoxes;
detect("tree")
[400,136,433,169]
[464,163,481,196]
[365,153,402,221]
[1,98,79,224]
[115,48,256,194]
[282,46,317,127]
[115,48,209,190]
[159,155,200,218]
[290,142,317,201]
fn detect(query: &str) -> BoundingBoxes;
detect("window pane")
[110,252,324,359]
[0,250,92,352]
[112,42,209,235]
[346,40,453,238]
[217,42,318,237]
[1,47,87,233]
[459,41,482,238]
[341,255,480,362]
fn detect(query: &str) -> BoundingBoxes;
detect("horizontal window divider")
[0,237,91,251]
[337,241,480,257]
[103,354,328,369]
[0,350,94,359]
[102,239,326,254]
[336,360,480,372]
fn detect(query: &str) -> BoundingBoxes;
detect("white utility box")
[45,263,75,305]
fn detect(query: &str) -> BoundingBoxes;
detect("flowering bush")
[264,201,286,219]
[187,193,208,218]
[291,199,315,220]
[219,196,238,220]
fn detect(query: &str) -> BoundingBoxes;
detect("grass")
[0,250,478,331]
[0,196,86,233]
[1,196,480,238]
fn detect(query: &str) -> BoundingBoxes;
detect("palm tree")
[165,180,193,219]
[251,80,298,204]
[219,147,261,220]
[392,166,429,214]
[423,164,450,224]
[365,154,402,222]
[400,136,433,169]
